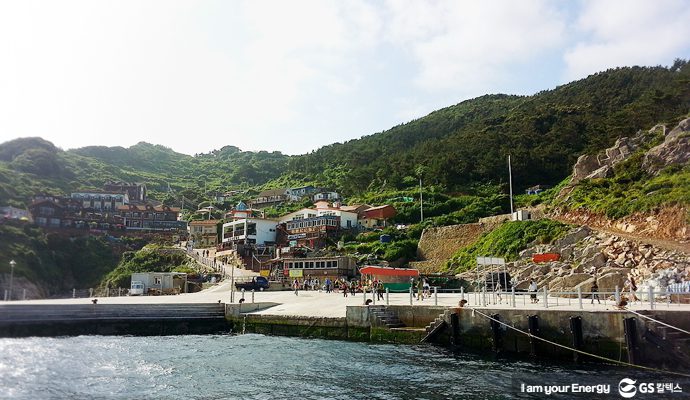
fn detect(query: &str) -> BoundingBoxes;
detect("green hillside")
[285,60,690,195]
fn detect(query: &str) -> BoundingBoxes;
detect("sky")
[0,0,689,156]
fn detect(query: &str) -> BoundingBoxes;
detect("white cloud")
[564,0,690,80]
[0,1,687,157]
[382,1,567,95]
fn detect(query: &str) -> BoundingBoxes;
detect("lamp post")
[9,260,16,301]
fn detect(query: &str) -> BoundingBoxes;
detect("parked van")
[130,281,145,296]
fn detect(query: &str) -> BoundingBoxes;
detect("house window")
[39,206,54,216]
[154,277,162,285]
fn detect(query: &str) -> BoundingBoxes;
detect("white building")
[312,191,340,202]
[278,202,358,230]
[222,218,278,246]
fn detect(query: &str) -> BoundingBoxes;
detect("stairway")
[368,305,405,328]
[640,312,690,368]
[421,312,448,343]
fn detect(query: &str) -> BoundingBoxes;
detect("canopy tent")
[359,266,419,291]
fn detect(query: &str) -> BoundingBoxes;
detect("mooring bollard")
[543,287,548,309]
[241,288,245,301]
[577,287,583,309]
[251,289,255,303]
[511,287,516,308]
[386,288,389,305]
[434,287,438,306]
[460,286,465,302]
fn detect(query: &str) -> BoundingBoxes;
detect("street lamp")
[8,260,16,301]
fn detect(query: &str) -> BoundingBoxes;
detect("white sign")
[476,257,505,265]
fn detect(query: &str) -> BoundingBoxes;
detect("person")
[627,274,639,302]
[325,277,332,293]
[293,279,299,296]
[350,280,357,296]
[417,278,424,301]
[458,299,468,308]
[377,281,384,301]
[342,280,348,297]
[495,282,502,304]
[423,279,430,299]
[591,280,600,304]
[528,280,538,303]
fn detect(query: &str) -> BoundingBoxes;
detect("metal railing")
[455,286,690,310]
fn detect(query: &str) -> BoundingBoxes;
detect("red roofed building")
[359,205,396,229]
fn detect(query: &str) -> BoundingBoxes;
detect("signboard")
[476,257,506,265]
[288,233,307,240]
[289,269,303,278]
[260,270,270,277]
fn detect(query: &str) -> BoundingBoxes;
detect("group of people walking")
[291,277,384,300]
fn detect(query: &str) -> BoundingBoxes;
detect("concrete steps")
[368,305,405,328]
[421,312,448,343]
[640,312,690,367]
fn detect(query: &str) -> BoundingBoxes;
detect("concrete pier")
[2,282,689,371]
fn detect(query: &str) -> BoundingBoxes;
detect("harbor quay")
[2,281,689,373]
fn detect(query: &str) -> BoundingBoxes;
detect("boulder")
[560,273,593,291]
[555,226,592,248]
[515,280,531,290]
[585,165,612,180]
[581,253,607,270]
[643,118,690,175]
[571,154,601,184]
[597,272,627,293]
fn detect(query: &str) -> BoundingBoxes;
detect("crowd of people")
[290,277,386,299]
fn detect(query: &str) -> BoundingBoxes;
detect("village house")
[115,204,184,231]
[358,204,397,229]
[277,255,357,283]
[103,181,147,203]
[312,190,340,202]
[250,186,328,208]
[250,188,288,208]
[276,201,358,249]
[70,191,129,211]
[1,206,31,221]
[28,199,66,228]
[188,220,220,247]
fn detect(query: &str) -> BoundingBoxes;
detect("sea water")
[0,334,678,399]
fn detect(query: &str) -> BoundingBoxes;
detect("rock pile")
[458,226,690,294]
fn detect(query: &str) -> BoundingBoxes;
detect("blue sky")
[0,0,689,156]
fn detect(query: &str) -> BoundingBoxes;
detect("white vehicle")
[130,281,145,296]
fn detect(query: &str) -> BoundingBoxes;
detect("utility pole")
[508,155,514,215]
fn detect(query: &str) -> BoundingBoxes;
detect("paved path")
[6,283,689,318]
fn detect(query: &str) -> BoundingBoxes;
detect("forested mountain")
[0,60,688,208]
[285,60,690,195]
